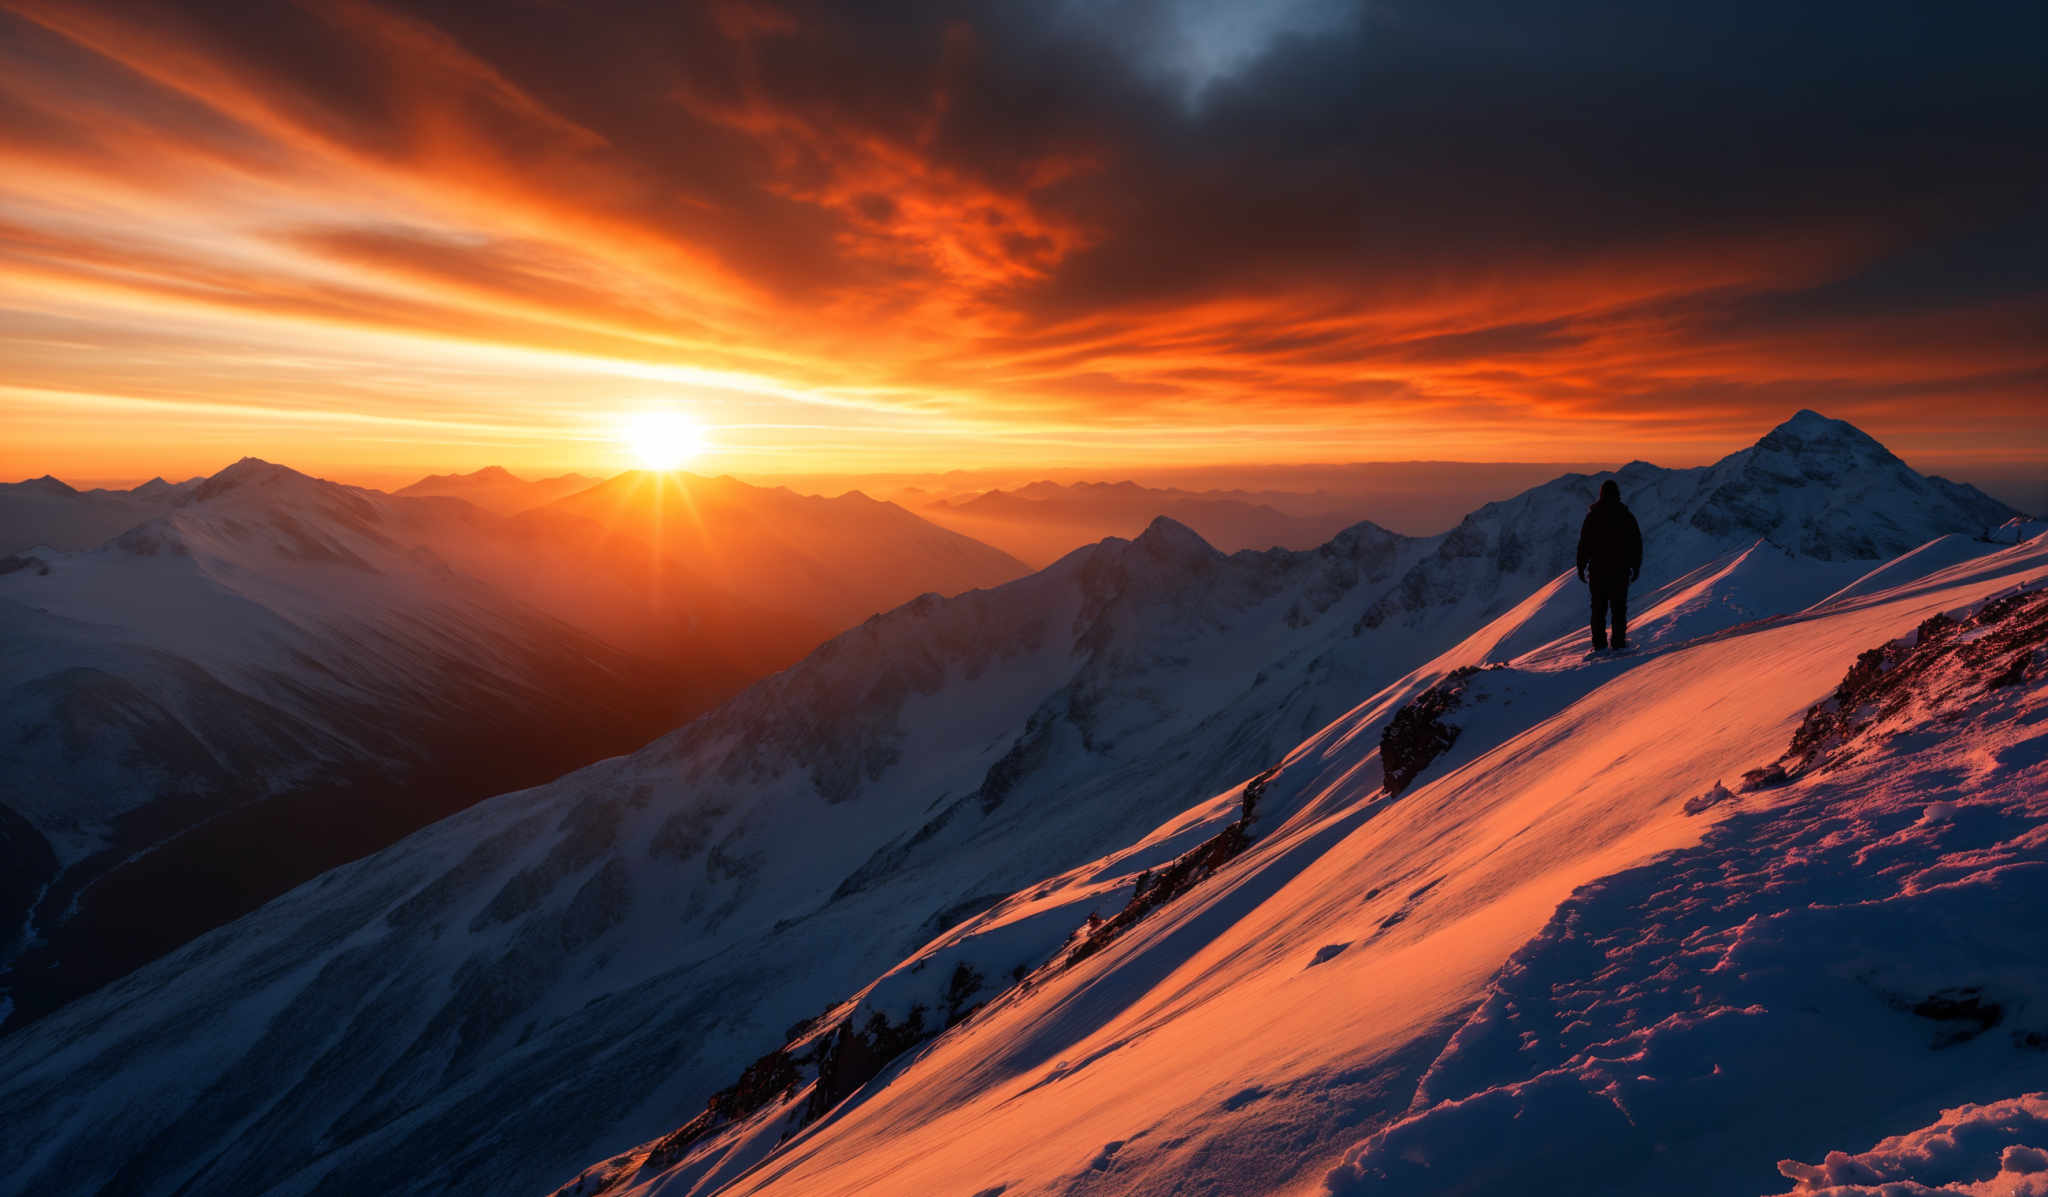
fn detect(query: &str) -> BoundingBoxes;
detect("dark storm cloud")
[988,0,2044,313]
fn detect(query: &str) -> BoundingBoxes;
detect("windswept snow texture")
[1325,586,2048,1197]
[0,413,2023,1197]
[1770,1093,2048,1196]
[540,484,2041,1196]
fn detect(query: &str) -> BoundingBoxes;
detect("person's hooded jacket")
[1576,479,1643,582]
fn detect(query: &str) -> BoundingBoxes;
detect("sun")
[622,411,707,470]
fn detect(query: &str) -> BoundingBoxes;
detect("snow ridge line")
[1323,589,2048,1196]
[558,762,1291,1197]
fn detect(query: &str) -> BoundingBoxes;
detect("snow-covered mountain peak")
[182,456,323,504]
[118,459,413,571]
[1323,517,1407,555]
[1735,408,1903,477]
[1683,412,2012,560]
[1767,406,1887,446]
[1130,514,1219,564]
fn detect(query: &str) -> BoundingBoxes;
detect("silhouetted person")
[1576,479,1643,651]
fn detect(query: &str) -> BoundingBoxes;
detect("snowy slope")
[0,516,1443,1197]
[0,456,1044,1032]
[0,460,692,1029]
[0,414,2019,1197]
[0,473,194,554]
[3,460,645,854]
[1324,577,2048,1196]
[571,516,2048,1197]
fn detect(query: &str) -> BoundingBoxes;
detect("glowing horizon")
[1,1,2041,491]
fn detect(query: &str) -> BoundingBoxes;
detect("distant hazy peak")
[186,457,315,503]
[398,464,523,490]
[1132,514,1219,560]
[13,475,78,497]
[1327,517,1409,550]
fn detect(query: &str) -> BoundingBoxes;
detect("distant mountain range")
[521,470,1028,633]
[0,412,2023,1197]
[0,460,1026,1030]
[392,465,601,514]
[0,473,201,554]
[916,480,1366,565]
[804,461,1630,540]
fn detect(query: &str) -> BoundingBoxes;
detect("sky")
[0,0,2042,489]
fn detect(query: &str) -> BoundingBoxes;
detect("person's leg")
[1612,583,1629,649]
[1589,580,1609,650]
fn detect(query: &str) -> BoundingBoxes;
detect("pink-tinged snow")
[1771,1094,2048,1197]
[1814,533,2026,610]
[1325,586,2048,1194]
[590,531,2048,1197]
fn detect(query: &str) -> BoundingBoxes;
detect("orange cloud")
[0,0,2040,487]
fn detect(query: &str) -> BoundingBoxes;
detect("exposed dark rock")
[1064,765,1277,970]
[1910,987,2004,1048]
[1381,665,1494,797]
[1988,651,2034,689]
[804,1005,929,1123]
[1745,589,2048,789]
[943,962,985,1027]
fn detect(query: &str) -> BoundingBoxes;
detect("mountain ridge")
[0,413,2026,1197]
[0,455,1032,1033]
[393,465,601,514]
